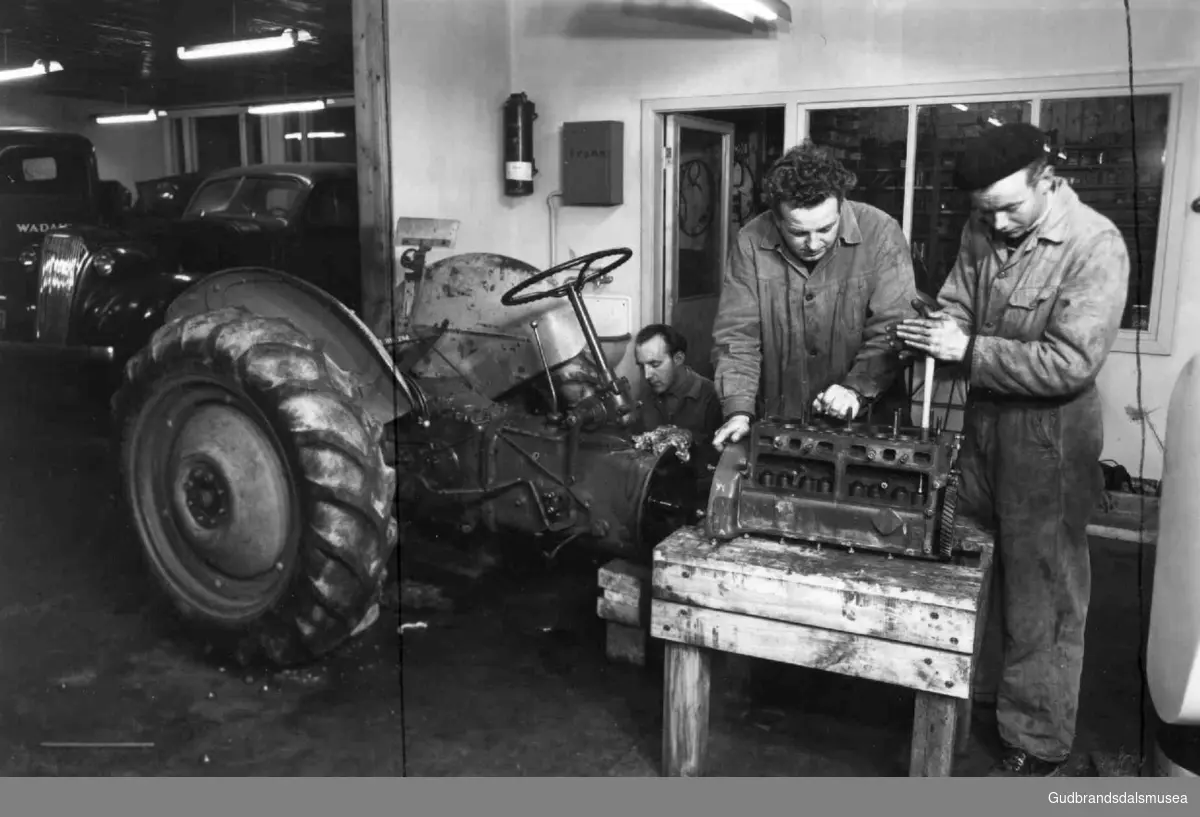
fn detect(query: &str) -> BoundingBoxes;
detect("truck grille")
[36,233,89,344]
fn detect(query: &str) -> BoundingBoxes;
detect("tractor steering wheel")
[500,247,632,307]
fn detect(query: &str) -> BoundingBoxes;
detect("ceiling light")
[987,116,1003,127]
[0,59,63,84]
[951,103,970,112]
[699,0,789,23]
[248,99,330,116]
[94,110,166,125]
[284,131,347,140]
[177,28,313,61]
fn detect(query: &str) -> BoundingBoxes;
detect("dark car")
[0,127,122,344]
[14,161,362,375]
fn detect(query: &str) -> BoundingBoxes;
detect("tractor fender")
[163,266,410,428]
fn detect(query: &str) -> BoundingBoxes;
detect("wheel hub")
[183,461,230,529]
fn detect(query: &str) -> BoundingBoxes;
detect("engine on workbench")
[705,411,967,561]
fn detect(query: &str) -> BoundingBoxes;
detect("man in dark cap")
[895,122,1130,777]
[711,141,917,450]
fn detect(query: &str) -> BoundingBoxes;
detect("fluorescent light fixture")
[951,103,970,112]
[248,98,329,116]
[284,131,347,140]
[699,0,785,23]
[94,110,166,125]
[0,59,63,84]
[177,28,313,61]
[987,116,1003,127]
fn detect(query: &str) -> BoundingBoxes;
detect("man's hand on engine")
[712,414,750,450]
[813,384,862,421]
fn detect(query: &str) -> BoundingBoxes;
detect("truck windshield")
[182,175,307,223]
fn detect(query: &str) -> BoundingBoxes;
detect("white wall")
[501,0,1200,480]
[0,88,168,193]
[387,0,520,262]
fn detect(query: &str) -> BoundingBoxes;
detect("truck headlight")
[93,250,116,277]
[18,247,38,268]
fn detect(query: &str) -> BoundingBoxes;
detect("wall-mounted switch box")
[561,121,623,206]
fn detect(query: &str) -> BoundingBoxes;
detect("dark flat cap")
[953,122,1050,191]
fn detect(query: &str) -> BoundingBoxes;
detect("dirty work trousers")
[956,385,1105,763]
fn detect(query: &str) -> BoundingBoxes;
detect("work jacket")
[711,200,918,420]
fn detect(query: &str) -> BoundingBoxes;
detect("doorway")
[657,106,785,379]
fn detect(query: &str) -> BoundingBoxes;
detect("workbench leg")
[662,642,712,777]
[910,691,959,777]
[955,698,973,755]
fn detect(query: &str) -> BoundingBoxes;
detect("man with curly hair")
[710,141,918,448]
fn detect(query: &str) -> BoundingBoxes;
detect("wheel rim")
[127,374,300,625]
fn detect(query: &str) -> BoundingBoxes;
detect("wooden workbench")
[650,520,995,777]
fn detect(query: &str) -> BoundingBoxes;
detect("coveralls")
[711,200,918,422]
[937,178,1130,763]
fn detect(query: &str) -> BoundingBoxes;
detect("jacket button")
[984,321,995,330]
[809,348,819,356]
[804,292,815,301]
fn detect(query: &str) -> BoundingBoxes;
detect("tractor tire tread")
[112,306,397,667]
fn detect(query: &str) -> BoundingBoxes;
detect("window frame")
[792,69,1198,356]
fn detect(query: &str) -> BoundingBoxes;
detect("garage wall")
[387,0,520,263]
[0,89,168,194]
[503,0,1200,480]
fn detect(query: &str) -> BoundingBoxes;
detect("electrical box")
[561,121,623,206]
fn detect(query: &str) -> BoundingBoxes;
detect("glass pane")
[675,127,726,300]
[193,115,242,175]
[808,106,909,225]
[245,115,264,165]
[284,113,305,162]
[910,101,1033,296]
[309,107,357,164]
[1040,94,1169,330]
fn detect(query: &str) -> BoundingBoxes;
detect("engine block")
[705,417,969,561]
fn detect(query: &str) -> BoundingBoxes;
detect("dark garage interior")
[0,0,1198,786]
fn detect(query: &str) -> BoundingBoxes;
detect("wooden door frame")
[640,94,799,333]
[352,0,394,339]
[662,113,736,335]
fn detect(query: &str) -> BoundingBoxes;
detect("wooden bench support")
[597,559,652,666]
[912,692,960,776]
[651,523,994,777]
[663,642,712,777]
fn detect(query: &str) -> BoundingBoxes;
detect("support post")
[352,0,394,340]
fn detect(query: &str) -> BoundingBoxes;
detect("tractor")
[111,218,699,668]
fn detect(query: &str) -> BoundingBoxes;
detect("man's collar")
[757,199,862,251]
[1033,177,1076,244]
[664,365,704,400]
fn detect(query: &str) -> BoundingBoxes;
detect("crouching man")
[632,324,723,487]
[895,123,1130,777]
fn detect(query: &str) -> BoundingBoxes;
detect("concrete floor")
[0,360,1150,777]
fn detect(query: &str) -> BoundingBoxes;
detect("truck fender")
[163,267,412,428]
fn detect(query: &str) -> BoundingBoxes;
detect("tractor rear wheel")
[112,306,398,667]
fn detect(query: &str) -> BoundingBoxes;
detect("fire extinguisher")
[503,92,537,197]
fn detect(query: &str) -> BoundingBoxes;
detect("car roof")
[0,127,94,150]
[202,162,357,185]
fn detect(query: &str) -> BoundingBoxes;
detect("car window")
[0,146,90,196]
[183,175,307,223]
[306,180,358,228]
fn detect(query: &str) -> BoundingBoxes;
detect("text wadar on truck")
[0,128,127,347]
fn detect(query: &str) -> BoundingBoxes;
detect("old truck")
[12,161,362,388]
[0,127,128,346]
[107,216,700,667]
